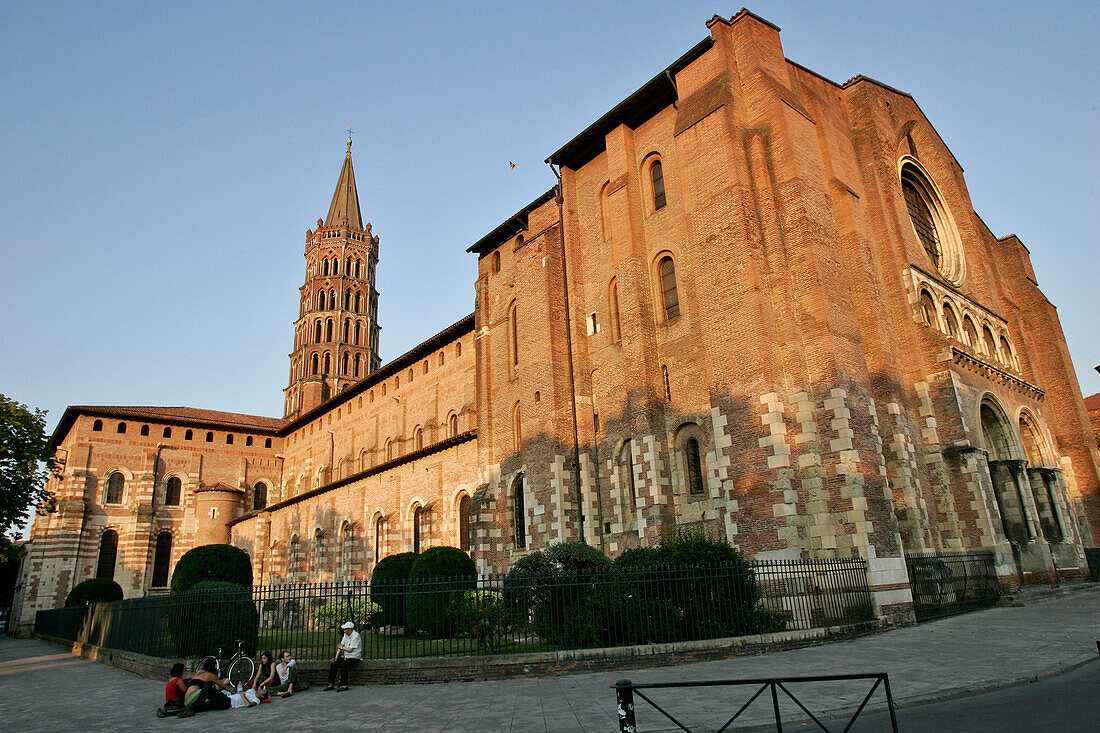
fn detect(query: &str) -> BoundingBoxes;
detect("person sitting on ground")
[324,621,362,691]
[248,650,279,699]
[156,662,188,717]
[178,657,237,717]
[270,650,307,697]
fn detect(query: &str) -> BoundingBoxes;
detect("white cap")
[341,621,355,629]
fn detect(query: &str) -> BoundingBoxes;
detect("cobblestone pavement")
[1,585,1097,732]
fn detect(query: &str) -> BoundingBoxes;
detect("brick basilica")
[13,9,1100,635]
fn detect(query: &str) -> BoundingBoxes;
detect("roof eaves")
[466,189,556,256]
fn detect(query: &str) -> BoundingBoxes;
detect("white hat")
[341,621,355,629]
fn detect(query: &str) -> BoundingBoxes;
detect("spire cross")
[346,125,353,151]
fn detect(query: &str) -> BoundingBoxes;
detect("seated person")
[179,658,234,717]
[325,621,362,691]
[270,650,307,696]
[249,650,279,699]
[156,662,188,717]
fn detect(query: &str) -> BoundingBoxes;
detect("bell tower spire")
[284,139,382,418]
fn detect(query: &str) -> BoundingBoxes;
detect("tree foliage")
[0,395,56,539]
[65,577,124,607]
[170,544,253,592]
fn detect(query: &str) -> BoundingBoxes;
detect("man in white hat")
[325,621,362,691]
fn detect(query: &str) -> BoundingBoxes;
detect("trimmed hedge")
[65,577,123,607]
[311,598,382,630]
[405,547,476,637]
[168,580,259,657]
[170,544,253,592]
[370,552,417,628]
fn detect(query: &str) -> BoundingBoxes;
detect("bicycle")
[199,638,255,691]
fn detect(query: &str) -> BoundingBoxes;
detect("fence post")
[615,680,636,733]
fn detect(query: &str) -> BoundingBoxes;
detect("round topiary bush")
[65,577,124,607]
[170,544,253,592]
[370,552,417,628]
[405,547,477,637]
[168,580,259,657]
[310,597,382,631]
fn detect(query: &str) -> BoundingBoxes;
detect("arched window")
[414,426,423,451]
[162,427,172,438]
[105,472,125,504]
[491,250,501,274]
[326,319,334,342]
[353,321,361,345]
[353,353,361,377]
[322,259,329,276]
[458,495,472,552]
[312,528,325,577]
[942,303,960,340]
[1000,335,1015,369]
[226,433,234,445]
[456,341,462,358]
[650,159,666,210]
[140,424,150,436]
[205,431,214,443]
[329,289,336,309]
[354,292,361,313]
[343,319,350,342]
[599,181,611,240]
[682,435,705,495]
[962,316,979,350]
[323,352,331,374]
[360,448,369,471]
[315,319,323,342]
[919,290,938,328]
[608,278,621,342]
[92,419,103,431]
[164,476,182,507]
[408,368,414,383]
[344,289,351,310]
[264,438,272,448]
[513,476,526,550]
[659,256,680,320]
[902,176,941,268]
[982,324,998,360]
[96,529,118,580]
[512,402,522,451]
[116,422,127,434]
[184,429,193,440]
[246,435,253,446]
[1020,414,1063,543]
[151,531,172,587]
[341,523,355,571]
[311,353,319,374]
[980,400,1030,544]
[385,439,394,462]
[341,352,349,375]
[345,257,352,275]
[448,413,459,438]
[318,290,326,310]
[508,301,519,369]
[375,516,386,561]
[619,441,637,521]
[288,534,301,579]
[900,161,963,284]
[412,505,423,554]
[253,482,268,511]
[355,260,361,278]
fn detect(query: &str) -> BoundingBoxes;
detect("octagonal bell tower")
[284,139,381,417]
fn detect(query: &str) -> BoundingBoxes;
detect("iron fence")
[34,557,873,662]
[904,550,999,622]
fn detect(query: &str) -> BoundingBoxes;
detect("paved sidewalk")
[1,585,1097,732]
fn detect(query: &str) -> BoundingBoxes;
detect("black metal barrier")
[613,673,898,732]
[904,551,999,622]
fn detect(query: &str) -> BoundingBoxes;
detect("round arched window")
[900,159,964,285]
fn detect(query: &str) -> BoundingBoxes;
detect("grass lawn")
[257,628,555,661]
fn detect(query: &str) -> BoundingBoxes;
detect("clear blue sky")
[2,1,1097,435]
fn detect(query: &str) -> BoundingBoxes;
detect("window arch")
[385,439,394,462]
[226,433,234,445]
[326,319,334,342]
[511,401,522,452]
[264,437,271,448]
[151,531,172,588]
[164,476,182,507]
[942,302,960,340]
[140,424,150,436]
[599,181,611,240]
[513,476,526,550]
[456,341,462,358]
[341,522,355,572]
[342,352,349,375]
[353,353,361,377]
[608,278,621,342]
[312,528,326,577]
[962,315,979,350]
[658,255,680,320]
[491,250,501,274]
[650,158,666,210]
[354,321,361,345]
[374,515,386,561]
[104,472,125,504]
[508,301,519,370]
[982,324,998,360]
[919,289,938,328]
[343,319,350,342]
[311,353,319,374]
[116,421,127,434]
[323,352,331,374]
[315,319,323,342]
[685,438,705,494]
[979,399,1031,544]
[96,529,118,580]
[412,504,423,554]
[414,426,424,451]
[92,419,103,431]
[345,257,352,275]
[253,482,268,511]
[458,494,472,552]
[900,159,964,284]
[344,289,351,310]
[162,426,172,438]
[448,412,459,438]
[618,440,637,523]
[184,429,193,440]
[318,290,326,310]
[205,431,214,443]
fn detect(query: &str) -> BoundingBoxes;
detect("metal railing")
[904,551,999,622]
[613,673,898,732]
[35,557,873,662]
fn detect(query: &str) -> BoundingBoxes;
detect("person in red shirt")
[157,662,188,717]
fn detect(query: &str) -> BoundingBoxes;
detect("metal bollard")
[615,680,636,733]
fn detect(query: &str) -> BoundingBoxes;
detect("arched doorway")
[1019,414,1064,543]
[979,400,1032,545]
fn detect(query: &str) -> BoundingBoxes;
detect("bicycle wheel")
[228,657,255,689]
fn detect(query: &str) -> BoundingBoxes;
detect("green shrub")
[65,577,123,607]
[613,528,761,640]
[170,544,253,592]
[168,581,259,657]
[505,542,611,649]
[455,589,510,654]
[311,598,382,630]
[370,552,417,628]
[405,547,477,637]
